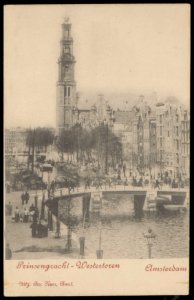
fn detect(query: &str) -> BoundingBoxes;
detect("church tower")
[56,18,76,134]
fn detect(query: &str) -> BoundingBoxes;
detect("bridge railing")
[30,184,188,203]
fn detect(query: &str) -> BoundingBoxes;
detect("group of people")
[12,204,37,223]
[10,192,48,238]
[9,191,38,224]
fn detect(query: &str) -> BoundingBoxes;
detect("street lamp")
[104,105,112,175]
[47,170,51,198]
[65,186,72,252]
[103,119,109,175]
[143,228,156,259]
[96,220,103,259]
[54,194,61,239]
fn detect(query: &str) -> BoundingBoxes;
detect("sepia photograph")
[4,4,190,296]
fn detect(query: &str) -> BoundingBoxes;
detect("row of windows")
[159,114,179,123]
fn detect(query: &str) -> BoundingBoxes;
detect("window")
[176,140,179,150]
[160,126,162,136]
[64,46,70,54]
[176,126,179,136]
[160,138,162,147]
[64,86,71,97]
[168,131,170,137]
[160,115,162,124]
[160,150,163,161]
[64,29,69,39]
[176,114,179,123]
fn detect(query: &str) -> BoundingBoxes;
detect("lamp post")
[104,119,109,175]
[79,211,86,258]
[65,186,72,252]
[143,228,156,259]
[47,171,51,198]
[104,105,112,175]
[96,220,103,259]
[55,197,61,239]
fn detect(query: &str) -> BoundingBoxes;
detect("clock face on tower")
[64,46,70,54]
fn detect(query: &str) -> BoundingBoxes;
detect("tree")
[56,123,123,170]
[26,127,54,171]
[26,127,54,151]
[56,129,72,161]
[90,123,123,172]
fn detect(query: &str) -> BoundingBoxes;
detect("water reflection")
[72,196,189,259]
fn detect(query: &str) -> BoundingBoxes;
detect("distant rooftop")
[114,110,134,124]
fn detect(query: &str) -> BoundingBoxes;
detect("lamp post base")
[96,250,103,259]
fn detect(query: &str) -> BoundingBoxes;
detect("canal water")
[71,194,189,259]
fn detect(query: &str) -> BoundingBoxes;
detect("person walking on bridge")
[155,179,160,189]
[123,163,126,178]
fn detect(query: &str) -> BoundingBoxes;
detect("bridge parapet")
[36,185,189,203]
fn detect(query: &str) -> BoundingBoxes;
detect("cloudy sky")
[4,4,190,128]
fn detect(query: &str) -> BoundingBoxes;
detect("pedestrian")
[14,207,20,223]
[84,178,88,190]
[132,177,137,187]
[5,243,12,260]
[98,179,102,189]
[25,191,30,205]
[23,208,29,223]
[8,202,13,216]
[30,221,37,237]
[155,179,160,189]
[29,204,35,222]
[108,178,111,188]
[19,211,24,222]
[123,163,126,177]
[21,192,25,206]
[139,177,143,187]
[172,179,176,188]
[6,202,12,216]
[29,203,35,212]
[6,182,10,193]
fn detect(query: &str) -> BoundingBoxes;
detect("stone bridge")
[44,186,188,222]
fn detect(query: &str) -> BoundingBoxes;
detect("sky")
[4,4,190,128]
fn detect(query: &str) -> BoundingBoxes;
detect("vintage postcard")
[4,4,190,296]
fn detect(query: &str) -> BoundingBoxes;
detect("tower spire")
[56,19,76,133]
